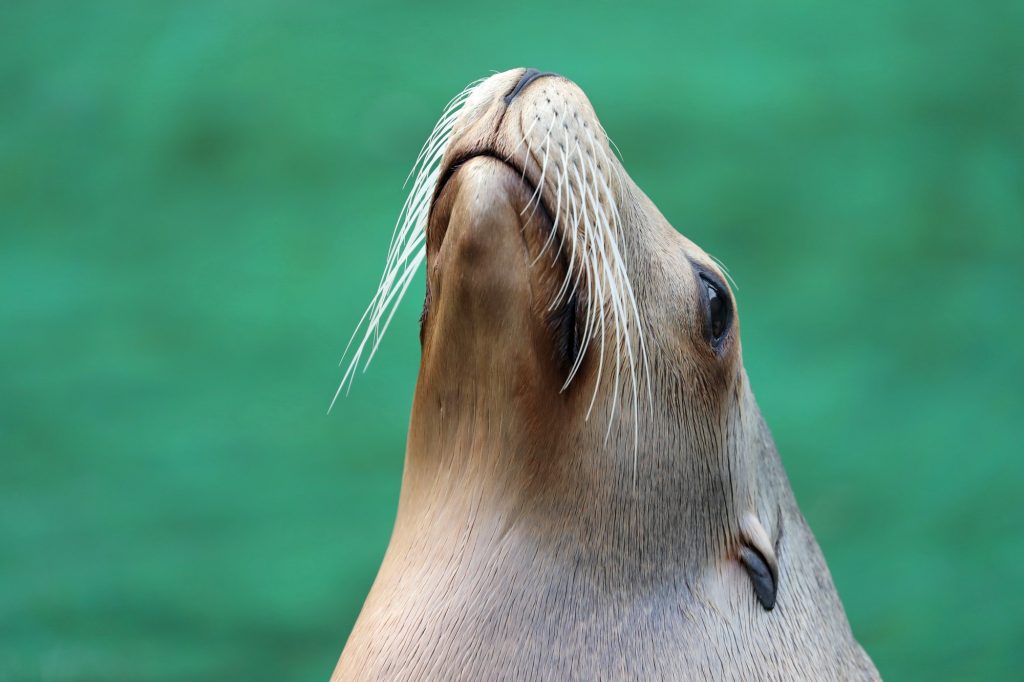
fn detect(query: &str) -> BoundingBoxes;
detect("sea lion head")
[335,69,877,679]
[348,69,754,535]
[345,66,768,580]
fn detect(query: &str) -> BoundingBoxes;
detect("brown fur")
[332,69,879,681]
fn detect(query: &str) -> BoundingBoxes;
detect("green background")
[3,1,1021,680]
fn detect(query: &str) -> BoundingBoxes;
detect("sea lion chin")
[332,68,880,681]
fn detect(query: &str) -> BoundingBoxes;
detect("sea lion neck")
[395,362,778,570]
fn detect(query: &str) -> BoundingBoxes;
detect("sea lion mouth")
[429,149,541,252]
[425,149,580,373]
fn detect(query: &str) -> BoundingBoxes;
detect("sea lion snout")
[421,155,571,396]
[503,67,560,104]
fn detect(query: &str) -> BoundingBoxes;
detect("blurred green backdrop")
[2,1,1022,680]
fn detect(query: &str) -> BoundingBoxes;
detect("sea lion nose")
[504,68,558,104]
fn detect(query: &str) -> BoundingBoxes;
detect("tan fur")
[332,69,879,681]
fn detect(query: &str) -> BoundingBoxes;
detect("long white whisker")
[365,249,426,363]
[333,78,481,406]
[532,160,565,267]
[584,124,652,443]
[521,122,553,224]
[553,158,585,309]
[579,149,620,428]
[505,116,540,163]
[575,147,622,429]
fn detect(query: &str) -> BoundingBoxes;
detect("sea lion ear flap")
[738,513,779,611]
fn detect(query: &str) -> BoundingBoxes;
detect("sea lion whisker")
[380,134,450,273]
[707,253,738,291]
[532,161,565,268]
[395,84,479,238]
[551,164,583,309]
[565,249,601,392]
[332,247,425,407]
[510,113,540,153]
[575,152,628,436]
[566,151,611,341]
[583,126,651,424]
[340,217,424,373]
[402,107,465,189]
[564,152,621,432]
[546,100,579,306]
[352,232,426,369]
[377,164,432,285]
[578,146,629,444]
[579,243,607,418]
[562,178,589,311]
[353,261,424,380]
[337,78,483,401]
[400,111,461,190]
[520,121,553,225]
[553,264,589,380]
[584,126,651,424]
[600,242,643,453]
[389,78,483,247]
[364,249,427,362]
[583,127,625,244]
[605,131,625,163]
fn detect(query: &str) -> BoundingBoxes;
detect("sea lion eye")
[699,273,732,348]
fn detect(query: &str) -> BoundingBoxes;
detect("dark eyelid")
[689,259,729,295]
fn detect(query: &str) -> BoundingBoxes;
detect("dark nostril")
[504,68,558,105]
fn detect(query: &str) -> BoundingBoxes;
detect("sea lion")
[331,68,879,681]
